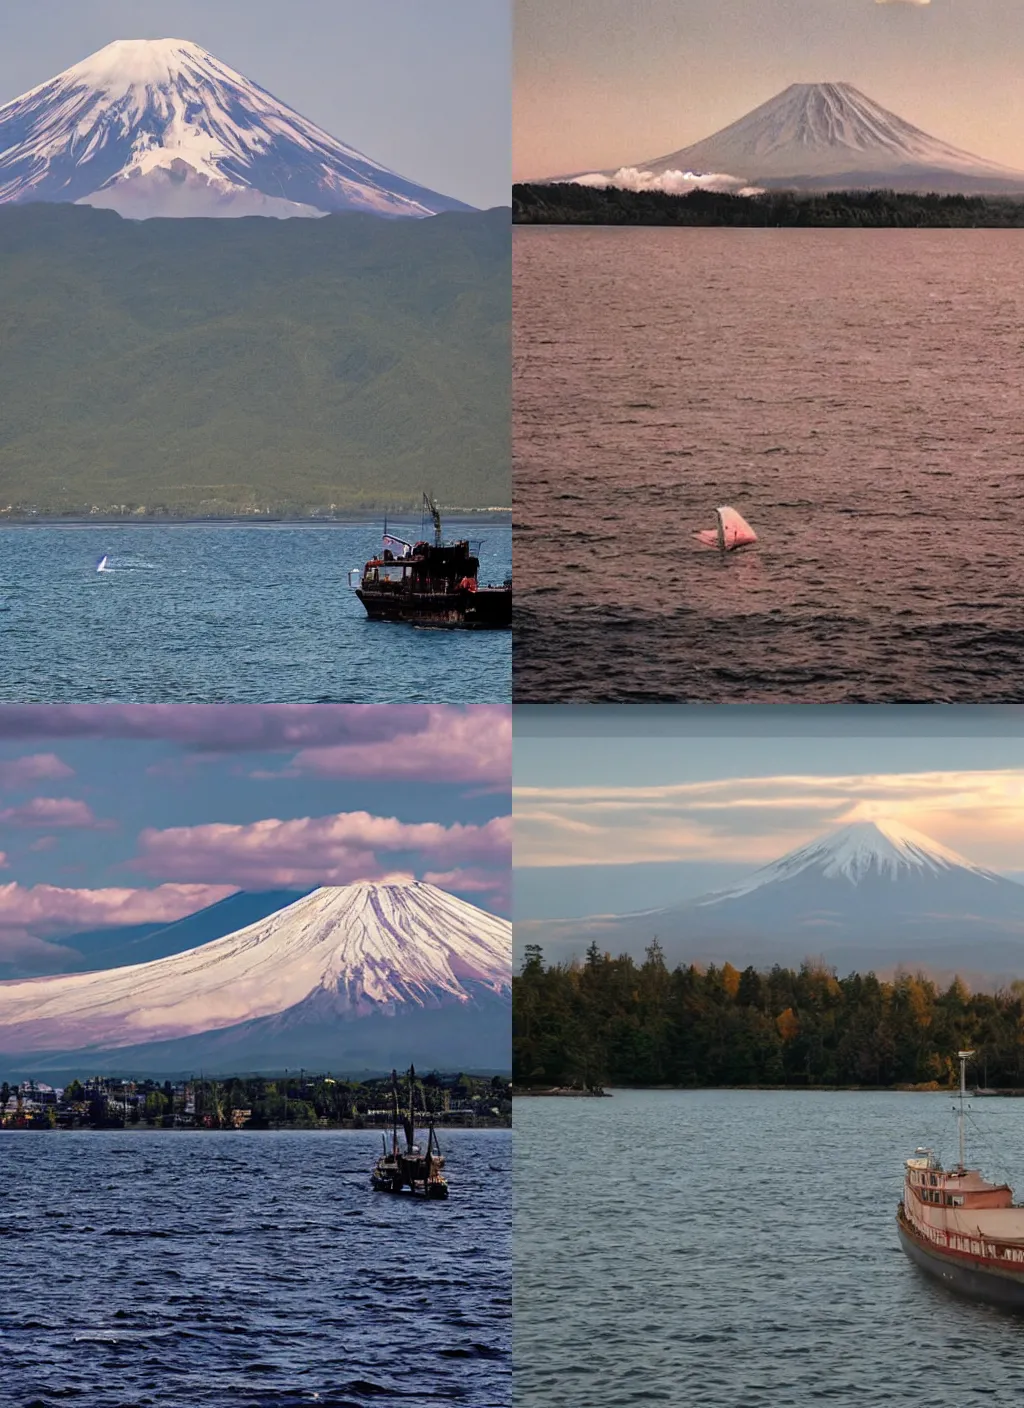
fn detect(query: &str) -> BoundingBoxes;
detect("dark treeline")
[1,1071,510,1130]
[513,182,1024,228]
[513,942,1024,1090]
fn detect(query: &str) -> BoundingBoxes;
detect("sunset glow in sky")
[514,0,1024,180]
[514,707,1024,918]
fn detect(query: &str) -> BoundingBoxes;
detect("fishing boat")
[897,1050,1024,1308]
[351,495,511,629]
[370,1066,449,1200]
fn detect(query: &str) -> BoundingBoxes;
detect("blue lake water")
[0,521,511,703]
[515,1089,1024,1408]
[0,1127,511,1408]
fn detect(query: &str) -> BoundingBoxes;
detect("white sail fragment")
[694,506,758,551]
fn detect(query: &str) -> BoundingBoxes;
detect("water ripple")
[513,228,1024,702]
[515,1090,1024,1407]
[0,1129,510,1408]
[0,522,511,703]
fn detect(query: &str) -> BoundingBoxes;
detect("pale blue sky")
[515,707,1024,918]
[0,0,510,209]
[515,0,1024,179]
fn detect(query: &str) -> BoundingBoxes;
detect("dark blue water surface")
[0,1128,510,1408]
[0,521,510,702]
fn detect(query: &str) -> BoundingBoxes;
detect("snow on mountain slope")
[0,38,472,219]
[0,882,511,1054]
[700,819,1001,901]
[570,83,1024,194]
[515,820,1024,981]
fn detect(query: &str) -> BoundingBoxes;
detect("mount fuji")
[0,882,511,1076]
[565,83,1024,195]
[0,38,473,220]
[522,820,1024,983]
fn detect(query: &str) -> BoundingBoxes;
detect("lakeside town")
[0,1071,512,1131]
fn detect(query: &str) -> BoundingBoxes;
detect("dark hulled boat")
[371,1066,449,1200]
[897,1050,1024,1309]
[352,496,511,629]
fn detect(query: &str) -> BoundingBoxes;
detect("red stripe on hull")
[898,1205,1024,1309]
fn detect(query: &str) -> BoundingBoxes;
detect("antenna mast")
[423,493,442,547]
[958,1049,974,1170]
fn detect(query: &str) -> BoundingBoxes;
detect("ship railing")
[910,1210,1024,1264]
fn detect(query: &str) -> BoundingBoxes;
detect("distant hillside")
[0,204,510,515]
[513,182,1024,227]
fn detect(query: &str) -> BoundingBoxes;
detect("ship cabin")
[905,1150,1014,1212]
[358,539,480,596]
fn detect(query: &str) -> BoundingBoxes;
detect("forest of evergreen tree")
[513,942,1024,1091]
[513,182,1024,228]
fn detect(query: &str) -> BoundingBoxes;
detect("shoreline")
[0,510,512,527]
[514,1084,958,1096]
[1,1118,513,1133]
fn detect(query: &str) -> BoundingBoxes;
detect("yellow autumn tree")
[776,1007,800,1043]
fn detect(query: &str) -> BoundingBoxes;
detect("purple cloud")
[0,798,105,829]
[0,881,237,940]
[0,754,74,787]
[130,810,512,896]
[0,705,488,748]
[0,707,511,786]
[285,706,511,785]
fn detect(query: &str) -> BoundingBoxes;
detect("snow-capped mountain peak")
[571,80,1024,195]
[700,818,999,903]
[0,37,472,219]
[55,38,215,91]
[0,881,511,1055]
[518,819,1024,985]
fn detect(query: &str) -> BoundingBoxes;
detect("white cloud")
[572,167,763,197]
[514,770,1024,871]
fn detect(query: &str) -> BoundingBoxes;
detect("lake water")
[0,521,511,703]
[514,228,1024,703]
[515,1090,1024,1407]
[0,1128,510,1408]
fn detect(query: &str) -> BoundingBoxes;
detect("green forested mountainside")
[513,182,1024,227]
[0,204,510,515]
[514,943,1024,1089]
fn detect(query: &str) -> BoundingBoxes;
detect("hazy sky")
[515,706,1024,918]
[0,0,510,209]
[515,0,1024,179]
[0,705,510,965]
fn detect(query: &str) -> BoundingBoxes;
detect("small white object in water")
[694,506,758,552]
[96,555,109,572]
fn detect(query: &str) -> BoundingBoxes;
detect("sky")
[514,0,1024,179]
[0,0,510,209]
[0,704,510,966]
[514,706,1024,919]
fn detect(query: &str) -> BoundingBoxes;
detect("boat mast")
[408,1064,416,1153]
[423,494,442,548]
[958,1049,974,1170]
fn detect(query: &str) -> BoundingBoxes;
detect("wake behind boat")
[897,1050,1024,1309]
[351,495,511,629]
